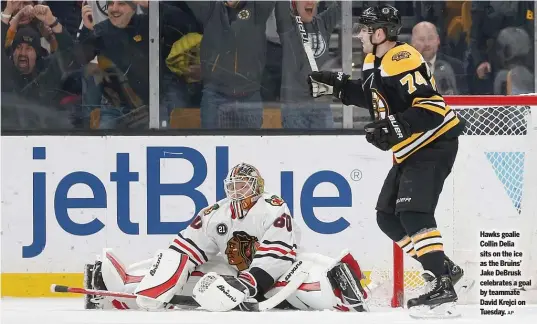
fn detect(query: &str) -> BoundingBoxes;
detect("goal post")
[373,95,537,308]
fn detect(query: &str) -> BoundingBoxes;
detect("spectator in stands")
[468,2,535,94]
[159,1,201,128]
[187,1,275,129]
[75,0,195,129]
[1,4,75,117]
[494,26,534,94]
[261,8,282,104]
[275,0,340,129]
[411,21,467,95]
[164,31,203,125]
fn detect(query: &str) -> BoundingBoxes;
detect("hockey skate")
[407,271,460,319]
[444,256,475,296]
[328,263,369,312]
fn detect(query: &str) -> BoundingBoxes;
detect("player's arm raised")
[134,206,219,309]
[308,71,367,107]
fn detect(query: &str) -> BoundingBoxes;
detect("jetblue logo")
[24,146,353,258]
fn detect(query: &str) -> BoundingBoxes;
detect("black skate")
[407,271,460,319]
[83,261,108,309]
[328,263,368,312]
[444,256,475,296]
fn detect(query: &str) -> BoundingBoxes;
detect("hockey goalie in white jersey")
[84,163,368,312]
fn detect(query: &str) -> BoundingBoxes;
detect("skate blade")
[455,278,475,296]
[409,302,461,319]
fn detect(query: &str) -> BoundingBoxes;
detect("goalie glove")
[192,271,258,312]
[308,71,350,99]
[364,114,412,151]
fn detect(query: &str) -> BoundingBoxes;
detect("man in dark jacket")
[76,0,196,128]
[187,1,275,129]
[411,21,468,95]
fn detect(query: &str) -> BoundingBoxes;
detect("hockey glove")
[364,114,411,151]
[192,271,258,312]
[308,71,350,99]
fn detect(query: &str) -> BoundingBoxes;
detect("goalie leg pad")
[266,252,368,312]
[101,249,146,293]
[134,249,192,310]
[328,262,368,312]
[86,249,148,310]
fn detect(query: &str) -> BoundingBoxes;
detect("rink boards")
[1,135,536,297]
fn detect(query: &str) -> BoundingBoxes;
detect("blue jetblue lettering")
[24,146,351,258]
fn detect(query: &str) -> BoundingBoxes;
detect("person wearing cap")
[1,4,74,108]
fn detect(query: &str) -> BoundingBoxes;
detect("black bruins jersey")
[342,43,463,164]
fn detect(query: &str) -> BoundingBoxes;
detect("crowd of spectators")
[1,1,534,130]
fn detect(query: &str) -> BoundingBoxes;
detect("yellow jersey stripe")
[393,114,460,163]
[416,244,444,257]
[392,131,426,152]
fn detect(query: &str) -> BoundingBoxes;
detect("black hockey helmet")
[356,4,402,40]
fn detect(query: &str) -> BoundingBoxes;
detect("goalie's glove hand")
[223,272,259,311]
[192,272,258,312]
[308,71,350,99]
[364,114,411,151]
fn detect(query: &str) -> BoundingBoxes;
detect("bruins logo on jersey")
[371,89,389,120]
[392,51,411,62]
[225,231,260,271]
[203,203,220,216]
[265,195,285,206]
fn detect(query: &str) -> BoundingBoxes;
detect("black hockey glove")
[308,71,350,99]
[364,114,412,151]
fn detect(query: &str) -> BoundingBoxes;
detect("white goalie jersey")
[93,163,367,312]
[169,192,300,291]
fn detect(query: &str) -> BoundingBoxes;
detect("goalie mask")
[224,163,265,219]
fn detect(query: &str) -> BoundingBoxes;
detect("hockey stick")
[294,14,318,72]
[51,265,309,312]
[51,284,240,309]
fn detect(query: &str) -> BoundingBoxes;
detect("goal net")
[367,95,537,308]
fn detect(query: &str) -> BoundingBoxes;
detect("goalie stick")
[51,265,309,312]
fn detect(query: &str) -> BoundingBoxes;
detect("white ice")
[2,298,537,324]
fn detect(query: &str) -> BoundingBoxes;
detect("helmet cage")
[224,175,258,201]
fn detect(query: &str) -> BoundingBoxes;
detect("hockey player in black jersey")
[308,4,471,318]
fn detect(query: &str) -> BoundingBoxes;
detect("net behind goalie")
[85,163,368,312]
[308,4,469,317]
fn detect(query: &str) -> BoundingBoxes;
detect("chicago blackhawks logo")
[265,195,284,206]
[371,89,389,120]
[225,231,260,271]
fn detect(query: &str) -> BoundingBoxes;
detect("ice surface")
[1,298,536,324]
